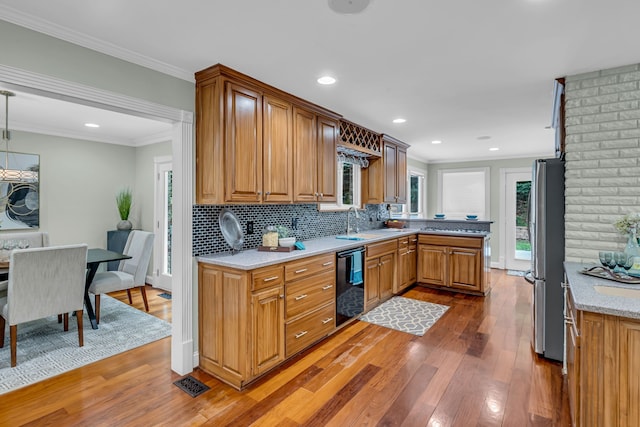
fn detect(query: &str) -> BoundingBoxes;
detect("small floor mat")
[173,375,210,397]
[360,296,449,336]
[507,270,526,276]
[158,292,172,299]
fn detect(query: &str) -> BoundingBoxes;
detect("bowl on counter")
[278,237,296,247]
[434,214,446,219]
[466,215,478,220]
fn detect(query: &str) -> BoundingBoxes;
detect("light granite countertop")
[198,228,490,270]
[564,261,640,320]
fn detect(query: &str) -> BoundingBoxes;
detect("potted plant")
[116,187,133,230]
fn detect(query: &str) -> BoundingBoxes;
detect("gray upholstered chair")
[0,231,49,299]
[0,244,88,367]
[89,230,154,323]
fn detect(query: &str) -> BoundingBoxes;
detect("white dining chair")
[0,231,49,299]
[0,244,88,367]
[88,230,154,323]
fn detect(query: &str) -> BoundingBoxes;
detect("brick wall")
[564,64,640,263]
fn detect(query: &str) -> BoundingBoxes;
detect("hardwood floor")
[0,272,571,426]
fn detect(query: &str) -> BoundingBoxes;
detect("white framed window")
[318,160,361,211]
[437,167,489,219]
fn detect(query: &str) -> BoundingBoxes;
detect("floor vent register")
[173,375,210,397]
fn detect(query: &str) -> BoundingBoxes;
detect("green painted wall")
[0,20,194,111]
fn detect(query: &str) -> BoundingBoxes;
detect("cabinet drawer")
[286,303,335,357]
[366,239,398,259]
[285,253,335,281]
[286,270,335,320]
[252,265,285,291]
[418,234,482,249]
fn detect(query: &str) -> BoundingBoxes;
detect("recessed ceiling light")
[431,140,442,144]
[477,135,491,140]
[392,118,406,124]
[317,76,336,85]
[84,123,100,128]
[328,0,371,14]
[489,147,499,151]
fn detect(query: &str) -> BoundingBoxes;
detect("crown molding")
[0,6,194,82]
[0,63,193,124]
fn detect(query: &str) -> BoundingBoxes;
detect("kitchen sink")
[335,233,380,241]
[593,285,640,299]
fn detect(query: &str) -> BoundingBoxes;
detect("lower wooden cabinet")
[198,253,335,390]
[396,235,417,293]
[565,285,640,427]
[417,234,490,296]
[251,286,284,376]
[365,239,397,311]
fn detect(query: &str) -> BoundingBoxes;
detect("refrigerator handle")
[523,270,535,284]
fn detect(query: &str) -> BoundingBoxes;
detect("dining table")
[0,248,131,330]
[85,248,131,329]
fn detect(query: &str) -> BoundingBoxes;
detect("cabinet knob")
[257,191,262,195]
[265,191,271,196]
[319,193,324,198]
[279,294,284,299]
[314,192,319,197]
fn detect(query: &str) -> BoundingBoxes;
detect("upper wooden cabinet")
[195,64,340,204]
[362,134,409,205]
[382,135,408,204]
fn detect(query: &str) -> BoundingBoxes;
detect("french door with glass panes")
[154,157,172,291]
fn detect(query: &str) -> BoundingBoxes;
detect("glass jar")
[262,226,279,247]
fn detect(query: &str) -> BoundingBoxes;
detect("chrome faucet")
[346,206,360,235]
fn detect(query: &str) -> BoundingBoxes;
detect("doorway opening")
[503,168,532,271]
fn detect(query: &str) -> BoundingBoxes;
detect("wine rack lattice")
[339,119,381,154]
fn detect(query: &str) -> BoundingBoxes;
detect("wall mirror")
[0,151,40,229]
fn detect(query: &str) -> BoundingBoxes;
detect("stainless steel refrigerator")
[524,157,565,362]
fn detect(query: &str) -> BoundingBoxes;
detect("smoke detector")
[328,0,371,14]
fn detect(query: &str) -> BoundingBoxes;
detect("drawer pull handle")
[263,276,279,282]
[401,241,408,245]
[322,317,333,324]
[295,268,308,274]
[322,261,333,266]
[295,294,308,301]
[322,285,333,290]
[295,331,308,339]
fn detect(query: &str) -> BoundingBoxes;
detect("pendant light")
[0,90,38,182]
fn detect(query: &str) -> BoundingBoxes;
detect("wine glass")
[614,252,628,274]
[599,251,613,269]
[18,239,30,249]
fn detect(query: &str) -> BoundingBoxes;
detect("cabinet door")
[449,247,481,292]
[293,106,318,202]
[619,319,640,427]
[316,116,338,202]
[395,146,407,204]
[566,314,580,427]
[252,286,284,376]
[417,245,447,287]
[263,95,293,203]
[364,258,380,310]
[383,143,398,203]
[198,265,248,385]
[379,253,395,301]
[196,77,224,204]
[224,82,263,202]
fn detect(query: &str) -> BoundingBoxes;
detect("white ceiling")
[1,0,640,161]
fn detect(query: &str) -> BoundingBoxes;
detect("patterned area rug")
[0,295,171,395]
[360,296,449,336]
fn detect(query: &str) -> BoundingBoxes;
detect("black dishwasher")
[336,247,365,326]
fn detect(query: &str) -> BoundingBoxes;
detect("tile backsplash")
[193,204,389,256]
